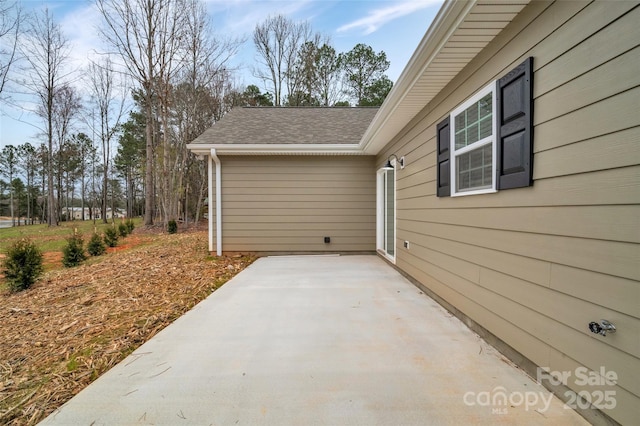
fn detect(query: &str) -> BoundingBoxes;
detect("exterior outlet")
[324,237,331,244]
[404,241,410,249]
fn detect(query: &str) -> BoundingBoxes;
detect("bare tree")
[20,8,72,226]
[181,0,242,93]
[99,0,243,225]
[152,0,189,225]
[0,0,22,98]
[253,15,313,107]
[51,84,81,222]
[96,0,172,226]
[87,57,126,223]
[171,0,241,223]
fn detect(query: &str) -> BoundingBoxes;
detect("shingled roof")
[189,107,379,146]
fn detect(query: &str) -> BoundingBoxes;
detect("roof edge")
[359,0,476,155]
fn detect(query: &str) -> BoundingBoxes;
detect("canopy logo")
[462,366,618,414]
[462,386,554,415]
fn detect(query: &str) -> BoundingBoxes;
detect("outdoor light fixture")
[383,154,405,170]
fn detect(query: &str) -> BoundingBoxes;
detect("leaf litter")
[0,229,254,425]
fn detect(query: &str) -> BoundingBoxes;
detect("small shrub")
[2,238,44,292]
[87,232,106,256]
[126,219,135,233]
[62,233,86,267]
[118,223,129,237]
[167,219,178,234]
[104,227,118,247]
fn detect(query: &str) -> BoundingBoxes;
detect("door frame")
[376,161,396,263]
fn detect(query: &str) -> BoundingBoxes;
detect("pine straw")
[0,230,255,425]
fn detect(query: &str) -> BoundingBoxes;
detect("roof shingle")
[190,107,379,146]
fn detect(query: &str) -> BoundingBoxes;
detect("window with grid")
[436,57,534,198]
[450,84,496,195]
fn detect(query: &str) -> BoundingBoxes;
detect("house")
[188,107,379,254]
[188,1,640,425]
[63,207,126,221]
[65,207,92,220]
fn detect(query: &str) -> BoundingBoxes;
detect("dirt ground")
[0,228,254,425]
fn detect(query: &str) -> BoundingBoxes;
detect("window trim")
[449,82,497,197]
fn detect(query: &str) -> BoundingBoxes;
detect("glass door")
[377,164,395,261]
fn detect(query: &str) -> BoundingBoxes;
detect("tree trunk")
[9,189,14,227]
[127,171,134,218]
[25,171,31,225]
[56,160,63,222]
[101,151,108,223]
[47,116,56,226]
[144,95,154,226]
[194,162,205,224]
[81,176,85,221]
[41,165,46,224]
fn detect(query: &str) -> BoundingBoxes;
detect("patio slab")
[41,255,588,425]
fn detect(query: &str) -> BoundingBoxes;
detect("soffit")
[360,0,530,155]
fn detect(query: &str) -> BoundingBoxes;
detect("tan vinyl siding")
[378,2,640,425]
[213,156,375,252]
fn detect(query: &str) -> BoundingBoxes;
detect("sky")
[0,0,443,150]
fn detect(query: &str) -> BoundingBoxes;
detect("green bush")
[118,223,129,237]
[87,232,106,256]
[62,233,86,268]
[103,227,118,247]
[126,219,135,233]
[2,238,44,292]
[167,219,178,234]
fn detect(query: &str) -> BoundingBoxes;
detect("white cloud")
[337,0,441,35]
[206,0,313,34]
[58,3,105,68]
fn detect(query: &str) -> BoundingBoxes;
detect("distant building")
[64,207,126,221]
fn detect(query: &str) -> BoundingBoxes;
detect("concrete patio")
[41,255,588,425]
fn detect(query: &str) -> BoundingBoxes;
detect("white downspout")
[210,148,222,256]
[207,154,214,253]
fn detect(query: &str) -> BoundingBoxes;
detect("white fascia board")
[187,143,364,156]
[359,0,476,155]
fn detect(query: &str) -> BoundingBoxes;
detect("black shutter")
[496,57,534,189]
[436,117,450,197]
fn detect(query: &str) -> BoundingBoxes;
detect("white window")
[437,58,534,198]
[450,83,497,196]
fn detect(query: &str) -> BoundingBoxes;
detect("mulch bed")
[0,229,254,425]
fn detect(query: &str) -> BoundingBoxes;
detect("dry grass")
[0,228,254,425]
